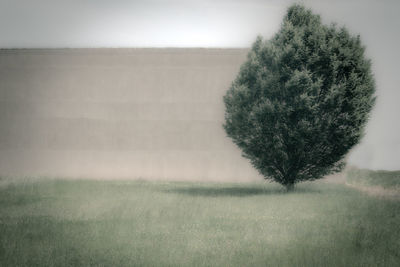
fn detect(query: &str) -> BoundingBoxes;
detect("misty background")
[0,0,399,173]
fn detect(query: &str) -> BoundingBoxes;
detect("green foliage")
[224,4,376,189]
[346,168,400,189]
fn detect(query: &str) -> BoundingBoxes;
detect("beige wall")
[0,48,262,182]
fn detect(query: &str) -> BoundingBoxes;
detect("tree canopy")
[223,4,376,190]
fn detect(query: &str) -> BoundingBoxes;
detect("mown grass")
[0,177,399,266]
[346,168,400,190]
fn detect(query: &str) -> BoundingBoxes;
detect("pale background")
[0,48,263,181]
[0,0,399,180]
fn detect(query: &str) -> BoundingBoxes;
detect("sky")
[0,0,399,170]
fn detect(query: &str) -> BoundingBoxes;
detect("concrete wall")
[0,48,262,182]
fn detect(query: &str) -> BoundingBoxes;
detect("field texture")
[0,176,399,266]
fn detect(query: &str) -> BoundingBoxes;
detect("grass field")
[0,176,399,266]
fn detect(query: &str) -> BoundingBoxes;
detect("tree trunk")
[285,183,295,192]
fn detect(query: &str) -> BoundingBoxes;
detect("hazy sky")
[0,0,399,170]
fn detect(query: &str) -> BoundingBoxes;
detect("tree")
[223,4,376,191]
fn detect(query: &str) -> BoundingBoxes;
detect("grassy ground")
[346,168,400,190]
[0,176,399,266]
